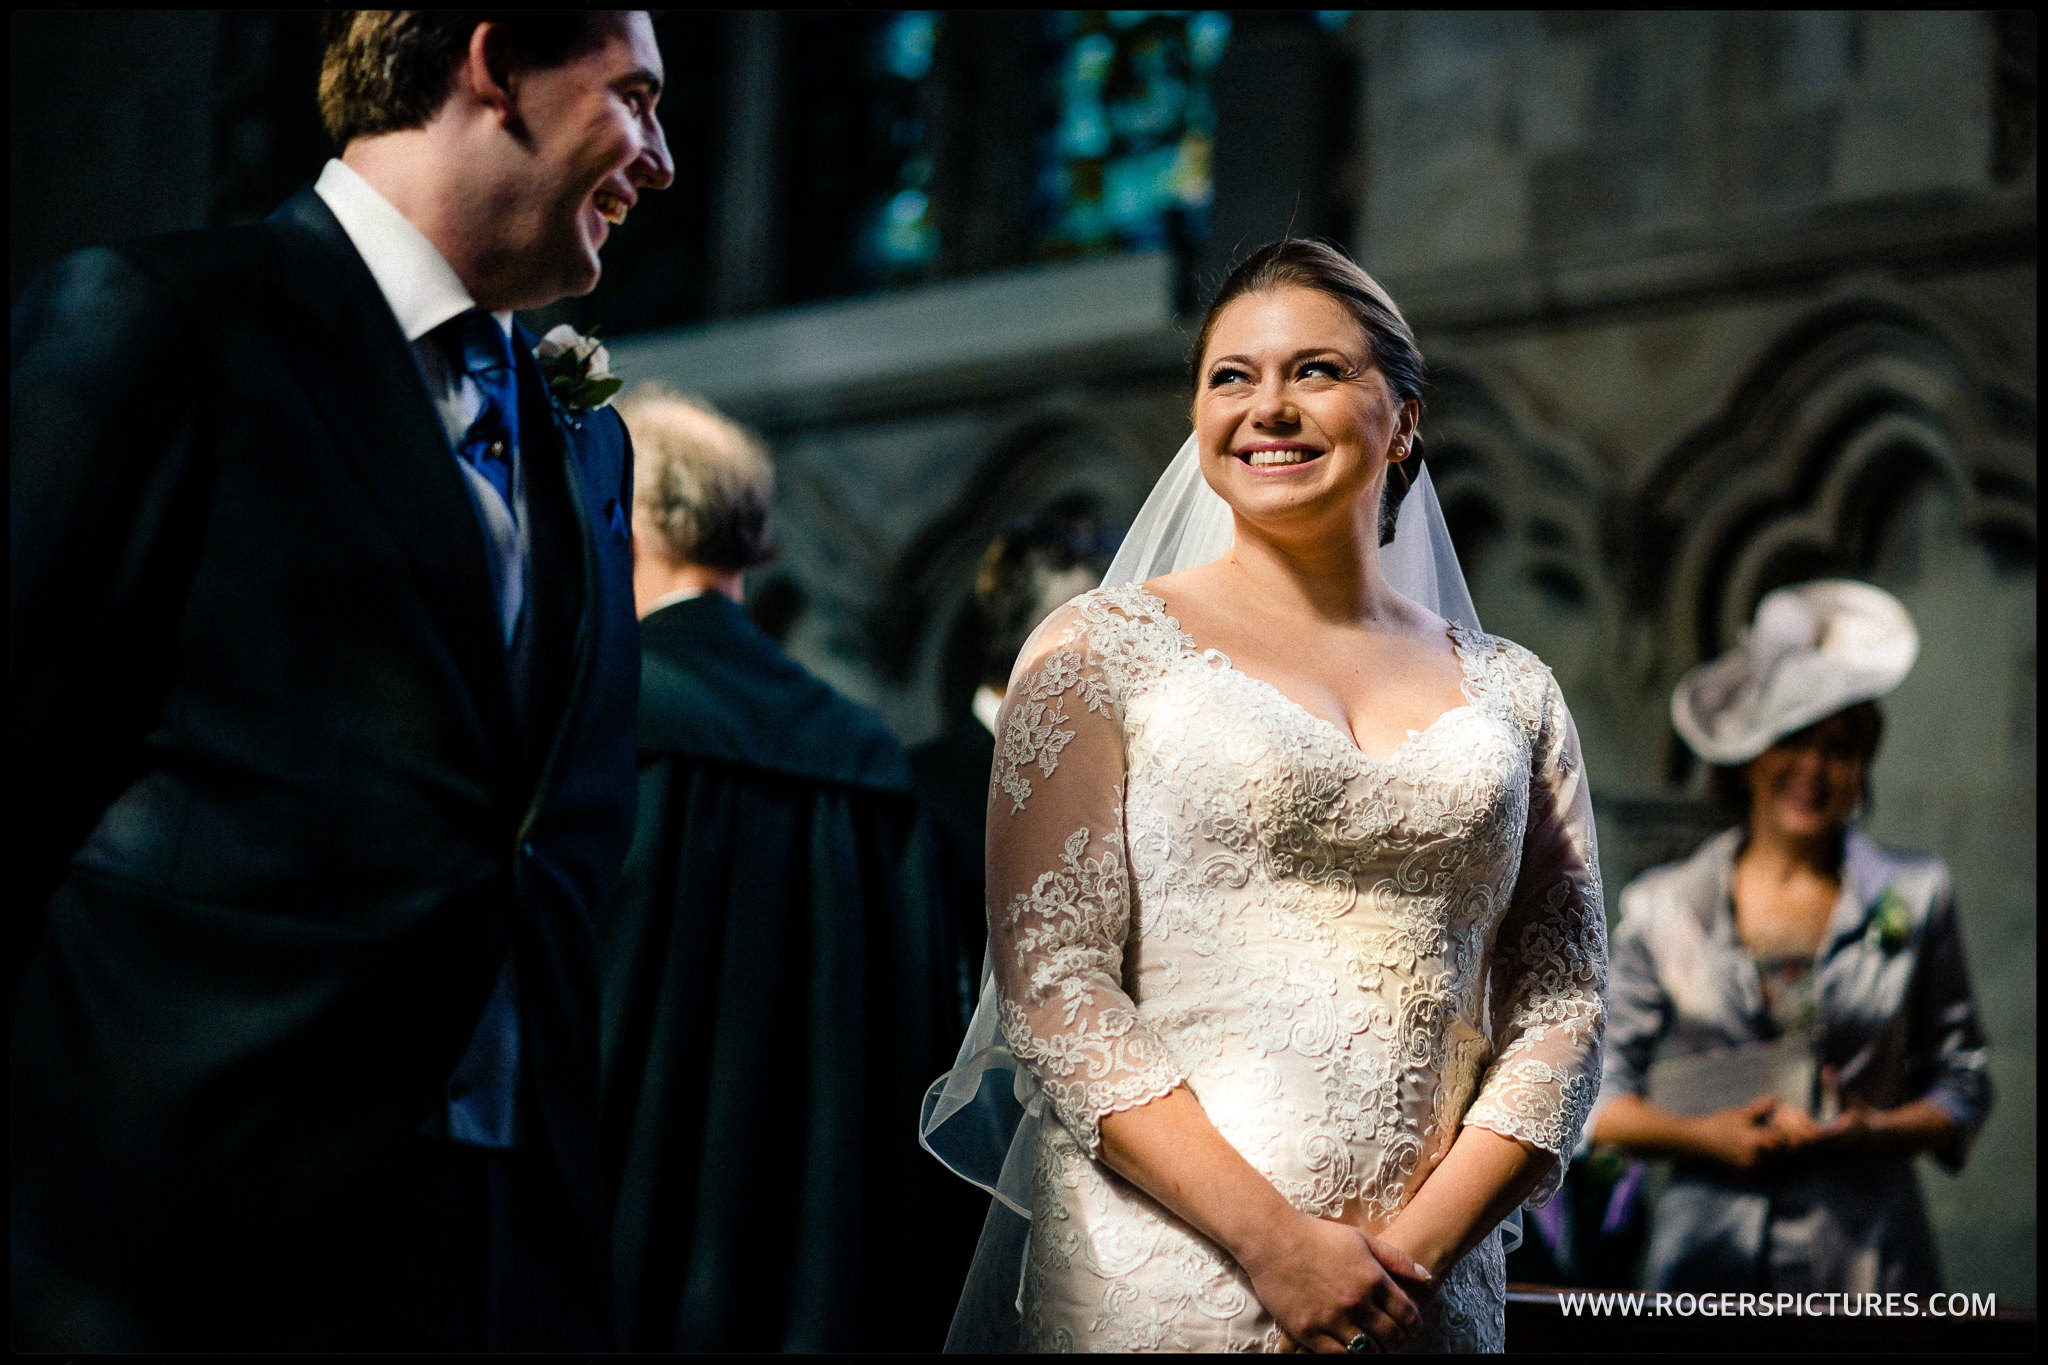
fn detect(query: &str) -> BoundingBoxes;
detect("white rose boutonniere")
[534,324,623,417]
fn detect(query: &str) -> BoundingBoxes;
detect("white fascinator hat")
[1672,579,1918,766]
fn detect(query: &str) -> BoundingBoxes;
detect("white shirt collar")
[643,585,712,617]
[972,684,1005,738]
[313,158,511,345]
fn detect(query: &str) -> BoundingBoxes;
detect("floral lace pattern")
[988,586,1606,1352]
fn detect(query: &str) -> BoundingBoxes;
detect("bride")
[924,240,1607,1353]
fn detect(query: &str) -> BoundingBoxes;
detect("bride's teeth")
[1248,449,1313,466]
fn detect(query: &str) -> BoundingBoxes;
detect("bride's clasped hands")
[1240,1212,1432,1354]
[1095,1087,1436,1354]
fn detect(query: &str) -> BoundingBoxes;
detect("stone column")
[707,11,784,318]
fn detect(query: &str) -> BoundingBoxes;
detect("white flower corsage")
[1865,887,1913,954]
[534,324,623,415]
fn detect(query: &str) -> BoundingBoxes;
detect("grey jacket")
[1596,827,1991,1293]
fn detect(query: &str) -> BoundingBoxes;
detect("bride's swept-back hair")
[1191,239,1427,546]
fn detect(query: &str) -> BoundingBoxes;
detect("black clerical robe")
[908,718,997,982]
[601,593,979,1351]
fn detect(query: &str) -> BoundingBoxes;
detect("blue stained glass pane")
[1110,77,1185,141]
[1188,12,1232,69]
[888,187,929,226]
[878,187,934,264]
[1125,218,1170,250]
[1060,102,1114,158]
[1103,145,1181,229]
[1035,11,1230,263]
[1061,199,1109,244]
[1038,160,1073,203]
[1071,32,1117,88]
[855,11,943,285]
[883,11,938,81]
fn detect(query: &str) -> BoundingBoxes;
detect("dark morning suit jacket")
[8,187,639,1345]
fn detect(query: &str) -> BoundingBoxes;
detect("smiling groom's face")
[494,12,673,308]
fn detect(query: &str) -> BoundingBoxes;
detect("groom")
[10,12,671,1350]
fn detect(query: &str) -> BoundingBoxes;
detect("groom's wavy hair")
[318,12,620,148]
[1191,239,1427,547]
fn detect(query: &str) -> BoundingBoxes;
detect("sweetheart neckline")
[1117,584,1483,767]
[1219,666,1479,765]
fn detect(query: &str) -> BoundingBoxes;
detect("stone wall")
[1354,11,2004,278]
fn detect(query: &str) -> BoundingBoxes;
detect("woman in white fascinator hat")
[1670,579,1918,769]
[1589,579,1993,1295]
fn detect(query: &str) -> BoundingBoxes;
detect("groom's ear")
[462,21,526,136]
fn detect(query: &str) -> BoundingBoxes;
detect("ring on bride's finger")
[1346,1332,1372,1353]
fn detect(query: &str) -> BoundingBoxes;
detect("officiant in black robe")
[599,388,978,1351]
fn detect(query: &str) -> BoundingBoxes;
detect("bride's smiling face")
[1193,285,1416,539]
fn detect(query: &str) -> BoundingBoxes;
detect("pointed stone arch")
[1634,285,2036,684]
[876,410,1160,733]
[1419,352,1623,659]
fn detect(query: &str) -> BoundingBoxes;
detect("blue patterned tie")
[447,310,520,508]
[441,310,525,648]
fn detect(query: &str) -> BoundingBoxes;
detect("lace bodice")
[987,585,1607,1352]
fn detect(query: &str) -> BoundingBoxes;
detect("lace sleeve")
[987,599,1186,1159]
[1464,669,1608,1205]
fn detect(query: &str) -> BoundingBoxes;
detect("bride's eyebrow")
[1207,347,1358,372]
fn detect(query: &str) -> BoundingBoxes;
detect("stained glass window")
[858,11,943,283]
[1036,11,1233,261]
[779,10,945,304]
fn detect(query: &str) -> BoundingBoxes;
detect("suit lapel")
[262,190,521,755]
[511,323,596,792]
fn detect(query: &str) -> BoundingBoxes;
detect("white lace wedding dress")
[986,585,1607,1352]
